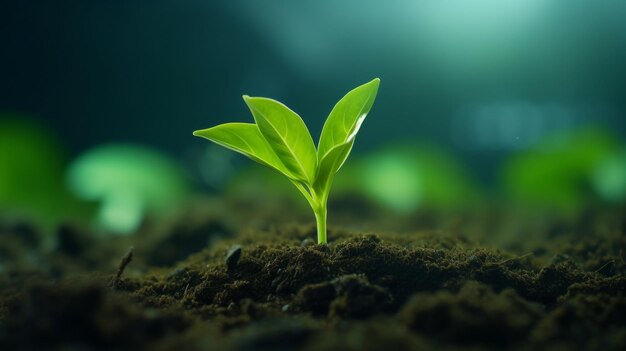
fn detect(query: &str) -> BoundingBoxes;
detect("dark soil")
[0,201,625,350]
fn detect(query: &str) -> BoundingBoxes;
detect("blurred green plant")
[67,144,189,234]
[591,149,626,203]
[0,116,85,227]
[501,128,624,212]
[194,78,380,244]
[333,144,481,212]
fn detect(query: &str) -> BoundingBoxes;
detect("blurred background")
[1,0,625,234]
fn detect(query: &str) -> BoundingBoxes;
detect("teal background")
[2,1,624,177]
[1,1,625,227]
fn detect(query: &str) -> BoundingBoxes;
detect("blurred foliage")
[501,128,624,212]
[67,144,190,234]
[224,143,481,214]
[225,164,304,205]
[591,149,626,203]
[0,116,87,227]
[334,144,482,212]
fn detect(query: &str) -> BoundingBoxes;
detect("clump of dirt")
[0,282,190,350]
[0,206,624,350]
[399,281,544,347]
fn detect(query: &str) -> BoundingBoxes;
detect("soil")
[0,198,624,350]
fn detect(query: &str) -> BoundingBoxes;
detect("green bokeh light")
[502,128,622,212]
[67,144,190,234]
[335,144,481,212]
[0,116,80,227]
[592,151,626,203]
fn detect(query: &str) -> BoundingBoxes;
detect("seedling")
[193,78,380,244]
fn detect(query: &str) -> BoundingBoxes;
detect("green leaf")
[193,123,295,178]
[318,78,379,166]
[243,96,317,183]
[314,141,354,194]
[315,78,380,189]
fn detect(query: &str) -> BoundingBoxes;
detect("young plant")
[193,78,380,244]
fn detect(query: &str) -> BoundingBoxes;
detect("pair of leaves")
[193,78,380,199]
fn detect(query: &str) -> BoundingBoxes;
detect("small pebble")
[301,238,315,247]
[225,245,242,271]
[468,255,480,265]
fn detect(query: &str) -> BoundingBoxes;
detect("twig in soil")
[181,282,190,303]
[594,260,615,273]
[496,252,533,265]
[113,246,134,289]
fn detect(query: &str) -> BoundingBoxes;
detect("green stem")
[289,179,328,244]
[314,205,327,244]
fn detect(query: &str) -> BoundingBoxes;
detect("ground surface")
[0,199,624,350]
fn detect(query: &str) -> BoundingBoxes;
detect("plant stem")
[314,205,327,244]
